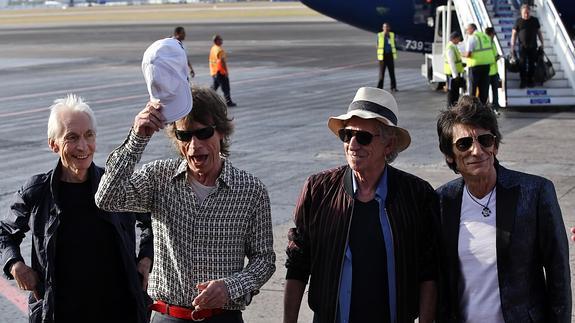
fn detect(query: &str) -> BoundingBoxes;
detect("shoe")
[391,88,399,93]
[519,82,526,89]
[227,102,237,107]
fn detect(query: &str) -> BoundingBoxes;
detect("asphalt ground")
[0,3,574,322]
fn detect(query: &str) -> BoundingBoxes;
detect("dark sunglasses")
[174,126,216,142]
[338,128,380,145]
[454,134,496,152]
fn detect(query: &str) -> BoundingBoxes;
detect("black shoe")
[519,82,526,89]
[227,102,237,107]
[391,88,399,93]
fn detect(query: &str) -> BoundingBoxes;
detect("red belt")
[150,300,226,321]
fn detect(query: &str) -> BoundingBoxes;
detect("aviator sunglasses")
[174,125,216,142]
[338,128,380,146]
[454,133,496,152]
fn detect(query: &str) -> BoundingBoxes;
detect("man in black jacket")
[0,94,153,323]
[511,4,544,88]
[284,87,438,323]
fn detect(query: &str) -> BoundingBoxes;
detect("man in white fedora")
[284,87,438,323]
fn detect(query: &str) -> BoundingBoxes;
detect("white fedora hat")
[142,38,192,123]
[328,87,411,152]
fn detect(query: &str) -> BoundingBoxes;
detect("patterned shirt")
[95,130,276,310]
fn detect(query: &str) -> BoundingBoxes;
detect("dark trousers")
[468,65,490,104]
[446,76,464,107]
[489,73,500,109]
[151,311,243,323]
[377,53,396,90]
[519,46,538,86]
[212,73,233,104]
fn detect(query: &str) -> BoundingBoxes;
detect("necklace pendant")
[482,207,491,217]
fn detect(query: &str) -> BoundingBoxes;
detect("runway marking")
[0,61,371,118]
[0,277,27,314]
[2,81,142,102]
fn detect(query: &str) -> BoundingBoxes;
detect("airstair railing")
[535,0,575,91]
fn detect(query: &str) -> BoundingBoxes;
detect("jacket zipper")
[333,198,354,323]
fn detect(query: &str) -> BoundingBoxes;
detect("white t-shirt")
[465,33,478,53]
[190,178,216,205]
[458,185,505,323]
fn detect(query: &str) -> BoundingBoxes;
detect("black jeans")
[151,311,243,323]
[519,46,538,86]
[468,65,490,104]
[377,53,396,90]
[489,73,500,109]
[212,72,233,104]
[447,76,464,107]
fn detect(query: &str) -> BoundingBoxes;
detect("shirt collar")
[172,158,233,189]
[351,166,389,200]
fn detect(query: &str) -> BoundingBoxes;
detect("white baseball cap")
[142,38,192,123]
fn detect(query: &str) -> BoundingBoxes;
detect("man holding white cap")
[284,87,438,323]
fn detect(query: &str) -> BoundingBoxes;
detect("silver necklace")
[466,186,495,217]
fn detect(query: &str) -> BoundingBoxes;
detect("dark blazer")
[435,164,571,323]
[0,161,153,323]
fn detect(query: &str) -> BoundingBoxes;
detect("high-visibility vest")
[466,32,496,67]
[444,42,464,76]
[209,44,227,76]
[489,38,498,76]
[377,32,397,61]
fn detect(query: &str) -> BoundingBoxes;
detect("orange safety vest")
[209,44,227,76]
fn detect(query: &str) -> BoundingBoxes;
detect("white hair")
[47,94,96,140]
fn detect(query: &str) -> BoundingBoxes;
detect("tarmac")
[0,3,573,322]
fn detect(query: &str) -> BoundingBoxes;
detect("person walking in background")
[462,23,495,104]
[444,32,465,108]
[511,4,544,88]
[376,23,398,92]
[284,87,438,323]
[172,26,195,78]
[210,34,236,107]
[435,96,571,322]
[485,27,501,115]
[0,94,153,323]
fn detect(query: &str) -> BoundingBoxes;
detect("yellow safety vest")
[377,32,397,61]
[444,42,464,76]
[466,32,496,67]
[489,38,498,76]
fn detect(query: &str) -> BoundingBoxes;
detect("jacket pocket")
[528,304,544,323]
[28,296,43,323]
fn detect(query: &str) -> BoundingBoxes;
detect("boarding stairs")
[451,0,575,107]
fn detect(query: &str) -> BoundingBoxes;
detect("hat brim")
[328,110,411,152]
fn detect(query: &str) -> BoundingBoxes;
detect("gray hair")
[47,94,96,140]
[380,124,399,163]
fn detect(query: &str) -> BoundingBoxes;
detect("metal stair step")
[507,88,574,96]
[507,79,570,88]
[506,96,575,106]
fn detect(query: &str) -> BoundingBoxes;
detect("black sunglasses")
[338,128,380,145]
[174,126,216,142]
[454,133,496,152]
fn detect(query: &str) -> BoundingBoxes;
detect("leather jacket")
[0,161,153,323]
[286,165,439,323]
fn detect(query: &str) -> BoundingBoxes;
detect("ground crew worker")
[209,34,236,107]
[172,26,195,78]
[444,32,465,107]
[462,23,495,104]
[486,27,501,115]
[376,23,398,92]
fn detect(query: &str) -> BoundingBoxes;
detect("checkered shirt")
[95,130,276,310]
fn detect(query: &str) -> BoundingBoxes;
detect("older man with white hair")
[0,94,153,323]
[284,87,439,323]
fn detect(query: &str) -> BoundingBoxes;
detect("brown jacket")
[286,165,439,323]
